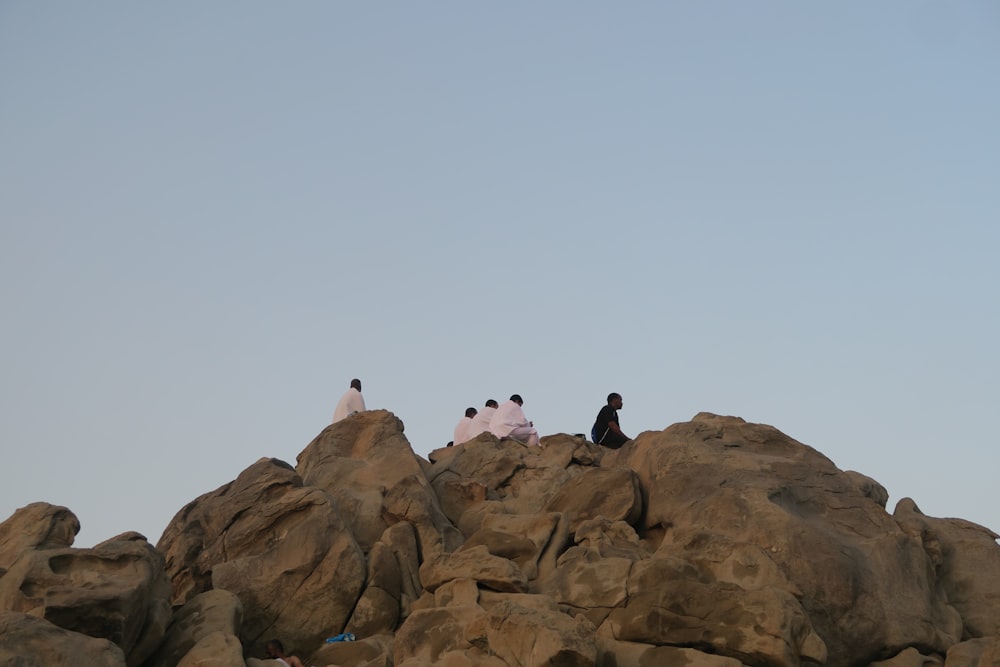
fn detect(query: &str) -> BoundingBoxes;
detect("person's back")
[490,394,540,446]
[465,400,498,440]
[332,378,366,423]
[453,407,477,445]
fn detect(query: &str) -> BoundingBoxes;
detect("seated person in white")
[489,394,540,446]
[453,407,477,445]
[464,399,498,440]
[332,378,366,423]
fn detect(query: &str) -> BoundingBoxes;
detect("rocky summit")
[1,411,998,667]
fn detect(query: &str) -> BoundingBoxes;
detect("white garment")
[332,387,366,423]
[464,406,496,440]
[453,416,473,445]
[489,400,539,446]
[507,425,540,447]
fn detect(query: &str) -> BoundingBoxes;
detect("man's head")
[485,399,498,408]
[465,407,478,418]
[509,394,523,405]
[350,378,362,391]
[607,392,623,409]
[265,640,285,658]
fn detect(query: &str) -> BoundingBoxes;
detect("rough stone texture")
[894,498,1000,638]
[605,554,826,667]
[175,630,245,667]
[297,409,462,556]
[393,606,492,665]
[420,545,528,593]
[596,638,746,667]
[144,589,243,667]
[543,467,643,532]
[482,596,597,667]
[156,457,366,657]
[871,648,945,667]
[945,638,1000,667]
[7,411,1000,667]
[307,634,394,667]
[619,413,963,667]
[0,611,128,667]
[460,512,565,581]
[0,502,80,570]
[0,532,171,666]
[538,546,632,628]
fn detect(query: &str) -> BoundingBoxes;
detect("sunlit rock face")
[2,410,999,667]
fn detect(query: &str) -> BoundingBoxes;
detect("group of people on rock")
[330,379,631,450]
[452,395,540,447]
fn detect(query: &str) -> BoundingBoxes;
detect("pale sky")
[2,3,997,547]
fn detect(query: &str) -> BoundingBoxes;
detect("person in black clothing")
[592,392,631,448]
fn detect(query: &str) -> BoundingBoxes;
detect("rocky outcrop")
[2,410,999,667]
[155,457,366,657]
[297,409,462,556]
[0,522,171,666]
[0,611,128,667]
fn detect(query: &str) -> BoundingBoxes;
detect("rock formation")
[1,409,998,667]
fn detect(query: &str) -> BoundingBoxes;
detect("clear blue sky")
[2,3,997,547]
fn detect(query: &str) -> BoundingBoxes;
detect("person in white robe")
[464,399,498,440]
[489,394,539,446]
[332,378,366,423]
[453,407,477,445]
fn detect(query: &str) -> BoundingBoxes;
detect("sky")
[1,3,997,548]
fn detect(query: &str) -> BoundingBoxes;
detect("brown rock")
[543,467,642,532]
[596,638,746,667]
[175,630,245,667]
[0,503,79,570]
[606,555,826,667]
[0,611,127,667]
[307,634,393,667]
[297,409,462,556]
[419,545,527,593]
[538,547,631,625]
[393,606,491,664]
[460,512,565,581]
[573,518,650,560]
[482,596,597,667]
[894,498,1000,638]
[625,413,961,666]
[870,647,944,667]
[144,589,243,667]
[945,638,1000,667]
[156,457,366,657]
[0,533,172,666]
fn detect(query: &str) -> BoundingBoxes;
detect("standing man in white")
[332,378,366,423]
[489,394,540,446]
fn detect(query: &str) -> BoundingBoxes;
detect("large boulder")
[543,467,642,532]
[604,554,825,667]
[144,589,244,667]
[0,502,79,570]
[346,521,423,637]
[156,457,366,657]
[617,413,962,667]
[0,611,127,667]
[0,531,171,666]
[894,498,1000,638]
[945,638,1000,667]
[297,409,462,556]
